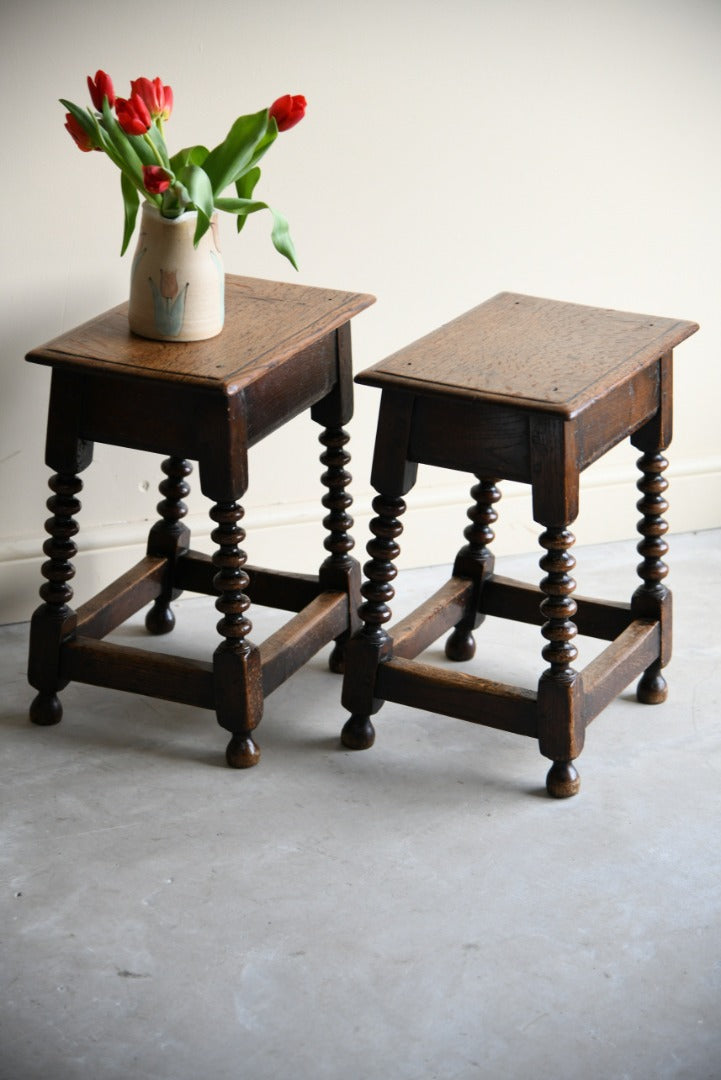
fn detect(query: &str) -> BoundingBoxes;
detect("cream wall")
[1,0,720,624]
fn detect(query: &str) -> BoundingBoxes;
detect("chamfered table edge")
[24,275,376,392]
[355,291,698,418]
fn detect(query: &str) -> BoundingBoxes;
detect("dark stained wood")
[317,421,363,671]
[581,620,661,724]
[530,417,579,525]
[175,552,321,612]
[356,292,697,418]
[75,556,165,638]
[260,592,349,696]
[27,470,83,726]
[632,352,673,454]
[341,292,698,797]
[26,277,374,766]
[377,658,538,738]
[311,323,355,429]
[391,577,474,659]
[62,636,214,708]
[145,457,192,634]
[370,390,418,495]
[445,478,500,661]
[538,525,578,676]
[209,497,263,763]
[27,276,374,391]
[408,397,530,481]
[479,576,632,641]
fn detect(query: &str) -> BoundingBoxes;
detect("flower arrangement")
[62,72,306,268]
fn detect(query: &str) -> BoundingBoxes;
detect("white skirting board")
[2,458,719,626]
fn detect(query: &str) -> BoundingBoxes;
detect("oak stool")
[340,292,698,796]
[26,276,374,767]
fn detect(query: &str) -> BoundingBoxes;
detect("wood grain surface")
[357,292,697,417]
[26,276,375,391]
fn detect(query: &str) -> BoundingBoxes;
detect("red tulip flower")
[115,94,152,136]
[143,165,173,194]
[87,70,115,111]
[64,112,95,152]
[61,69,304,266]
[269,94,307,132]
[131,77,173,122]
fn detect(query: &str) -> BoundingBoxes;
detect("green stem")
[144,132,166,168]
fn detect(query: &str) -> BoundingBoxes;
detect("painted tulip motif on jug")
[61,71,306,340]
[129,204,224,341]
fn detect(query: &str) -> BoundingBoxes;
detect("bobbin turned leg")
[633,450,671,704]
[145,456,192,635]
[317,424,360,674]
[445,477,501,662]
[210,500,263,768]
[537,525,582,798]
[28,472,84,726]
[340,493,407,750]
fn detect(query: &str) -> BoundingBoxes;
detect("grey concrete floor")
[2,530,720,1080]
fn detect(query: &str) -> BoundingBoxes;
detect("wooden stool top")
[26,276,374,393]
[356,292,697,419]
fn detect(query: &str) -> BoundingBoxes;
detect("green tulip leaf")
[161,181,190,219]
[120,173,139,256]
[60,99,97,142]
[178,164,215,246]
[181,165,214,220]
[145,122,171,169]
[101,98,146,181]
[243,126,278,174]
[170,145,209,172]
[63,93,301,270]
[214,196,265,214]
[268,209,298,271]
[193,213,212,247]
[127,132,157,168]
[215,197,298,269]
[203,109,270,196]
[234,167,261,233]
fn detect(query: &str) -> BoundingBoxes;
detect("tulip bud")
[64,112,95,152]
[115,94,152,136]
[131,77,174,122]
[269,94,307,132]
[143,165,173,194]
[87,70,115,111]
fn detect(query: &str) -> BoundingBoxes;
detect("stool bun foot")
[341,714,376,750]
[546,760,580,798]
[30,692,63,727]
[145,600,176,636]
[445,627,476,662]
[225,734,261,769]
[636,663,668,705]
[328,641,346,674]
